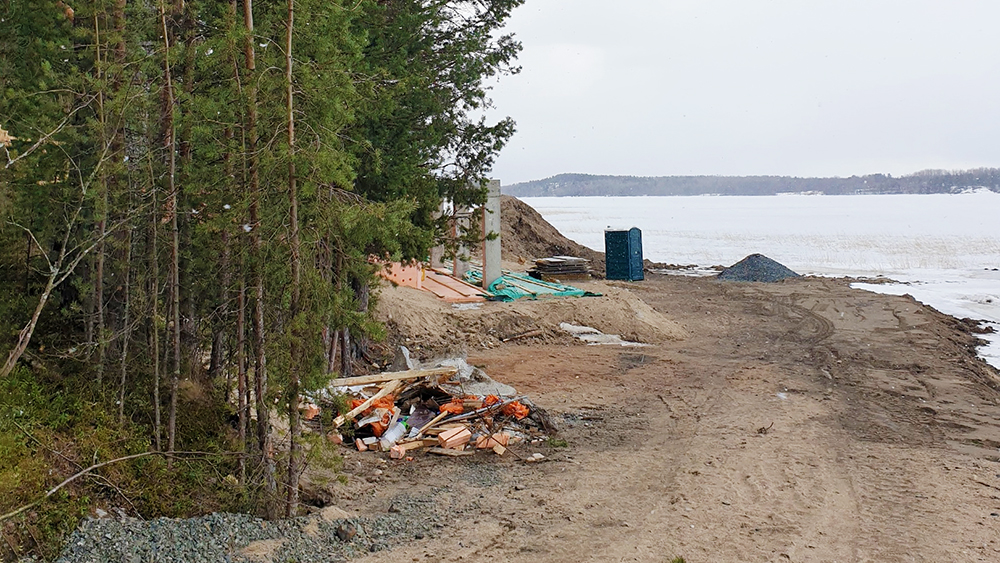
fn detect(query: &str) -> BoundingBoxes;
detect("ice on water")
[523,191,1000,368]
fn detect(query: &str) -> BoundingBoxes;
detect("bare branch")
[7,221,54,273]
[0,450,240,523]
[3,95,98,170]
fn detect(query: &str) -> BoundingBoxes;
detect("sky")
[483,0,1000,184]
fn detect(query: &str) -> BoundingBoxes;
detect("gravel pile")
[51,457,514,563]
[54,505,436,563]
[717,253,800,283]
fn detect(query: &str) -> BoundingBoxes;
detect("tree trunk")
[118,227,133,425]
[159,0,181,460]
[284,0,302,517]
[243,0,277,517]
[23,229,30,295]
[208,231,231,382]
[340,327,351,378]
[1,195,111,379]
[178,1,200,381]
[237,275,247,484]
[325,326,338,375]
[352,278,370,359]
[149,201,161,451]
[94,12,107,390]
[1,276,56,379]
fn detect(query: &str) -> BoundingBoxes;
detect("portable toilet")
[604,227,643,281]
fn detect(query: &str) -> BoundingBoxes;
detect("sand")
[332,198,1000,562]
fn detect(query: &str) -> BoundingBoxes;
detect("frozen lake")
[520,191,1000,368]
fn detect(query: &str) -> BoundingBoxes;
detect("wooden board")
[332,379,401,428]
[427,447,474,457]
[329,367,457,388]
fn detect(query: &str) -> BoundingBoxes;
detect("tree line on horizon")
[505,168,1000,197]
[0,0,523,546]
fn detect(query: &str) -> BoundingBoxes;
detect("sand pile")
[718,253,800,282]
[500,195,606,273]
[376,281,686,357]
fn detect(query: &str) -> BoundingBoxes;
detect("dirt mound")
[376,280,686,359]
[718,253,800,282]
[500,195,606,273]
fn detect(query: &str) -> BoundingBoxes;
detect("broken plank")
[427,447,474,457]
[413,411,449,437]
[330,367,457,388]
[439,427,471,449]
[398,437,438,447]
[475,433,510,449]
[332,379,401,428]
[394,438,437,453]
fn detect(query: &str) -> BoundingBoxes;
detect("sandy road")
[340,274,1000,563]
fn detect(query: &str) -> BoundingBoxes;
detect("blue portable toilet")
[604,227,643,281]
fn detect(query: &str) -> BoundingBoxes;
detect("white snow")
[522,192,1000,367]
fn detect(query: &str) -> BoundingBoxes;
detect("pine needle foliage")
[0,0,524,557]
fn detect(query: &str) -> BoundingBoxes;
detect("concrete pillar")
[429,200,447,269]
[481,179,502,289]
[452,208,471,278]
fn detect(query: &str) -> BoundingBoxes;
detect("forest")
[505,168,1000,197]
[0,0,522,558]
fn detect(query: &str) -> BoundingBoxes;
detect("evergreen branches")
[0,0,523,538]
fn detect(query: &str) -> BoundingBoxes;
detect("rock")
[319,506,352,522]
[336,523,357,542]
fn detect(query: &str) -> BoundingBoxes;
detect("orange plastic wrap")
[350,395,397,417]
[371,395,396,412]
[483,395,502,407]
[439,398,465,415]
[369,421,387,437]
[502,401,530,420]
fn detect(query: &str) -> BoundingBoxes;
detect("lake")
[521,191,1000,367]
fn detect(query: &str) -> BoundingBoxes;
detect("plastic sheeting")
[464,269,601,302]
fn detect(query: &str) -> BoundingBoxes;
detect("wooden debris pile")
[303,360,556,461]
[528,255,592,282]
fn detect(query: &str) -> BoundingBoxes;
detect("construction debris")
[304,350,556,461]
[378,262,490,303]
[559,322,649,347]
[465,269,601,302]
[528,256,592,282]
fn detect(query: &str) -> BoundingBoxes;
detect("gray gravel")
[54,502,437,563]
[51,457,513,563]
[717,253,800,283]
[48,424,537,561]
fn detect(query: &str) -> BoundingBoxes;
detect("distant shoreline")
[504,169,1000,197]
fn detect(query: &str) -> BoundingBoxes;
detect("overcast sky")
[484,0,1000,184]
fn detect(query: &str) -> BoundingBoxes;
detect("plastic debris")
[303,355,557,461]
